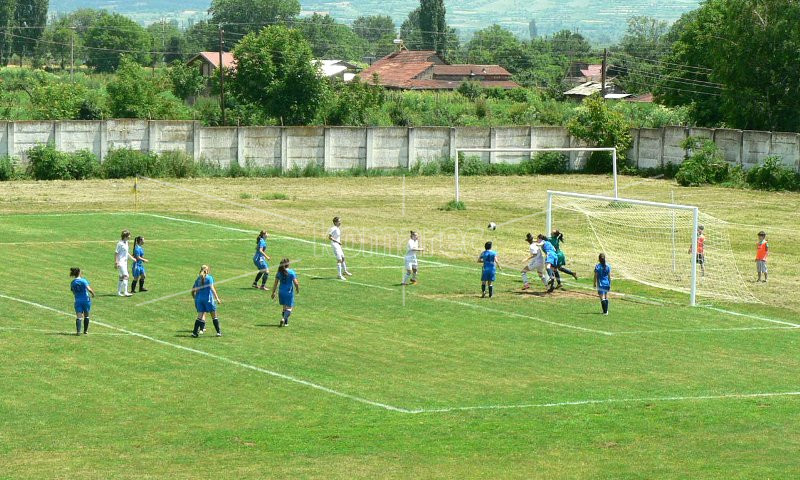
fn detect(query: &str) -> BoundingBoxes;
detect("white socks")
[337,263,343,276]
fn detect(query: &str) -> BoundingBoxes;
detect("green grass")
[1,176,800,478]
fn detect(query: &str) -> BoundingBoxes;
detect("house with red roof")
[358,50,519,90]
[187,52,237,77]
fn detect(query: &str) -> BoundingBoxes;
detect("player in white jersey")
[401,231,424,285]
[327,216,352,280]
[114,229,136,296]
[520,232,549,290]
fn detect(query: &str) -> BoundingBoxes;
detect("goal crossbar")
[546,190,699,306]
[454,147,619,201]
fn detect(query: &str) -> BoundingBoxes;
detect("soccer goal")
[454,147,619,202]
[546,190,757,306]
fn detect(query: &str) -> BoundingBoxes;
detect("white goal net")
[547,191,757,305]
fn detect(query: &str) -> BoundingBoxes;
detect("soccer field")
[2,175,800,478]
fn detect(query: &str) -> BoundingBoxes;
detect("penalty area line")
[0,292,413,414]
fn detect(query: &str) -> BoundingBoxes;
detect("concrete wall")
[3,121,799,173]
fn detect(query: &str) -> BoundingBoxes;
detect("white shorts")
[528,260,544,273]
[405,256,418,271]
[332,243,344,261]
[117,262,129,278]
[756,260,768,273]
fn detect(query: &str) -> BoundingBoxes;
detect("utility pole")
[218,24,226,126]
[601,48,607,100]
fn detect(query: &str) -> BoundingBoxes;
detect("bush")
[526,152,568,174]
[0,156,13,181]
[26,145,71,180]
[675,137,730,187]
[459,155,489,176]
[101,148,161,179]
[583,151,613,174]
[440,200,466,211]
[66,150,100,180]
[159,150,198,178]
[457,81,484,100]
[745,156,800,191]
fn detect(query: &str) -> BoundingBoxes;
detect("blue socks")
[601,299,609,314]
[282,310,291,325]
[76,318,81,334]
[212,318,221,334]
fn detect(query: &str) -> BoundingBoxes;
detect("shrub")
[66,150,100,180]
[583,151,613,174]
[459,155,489,176]
[0,156,13,181]
[26,145,71,180]
[568,94,633,165]
[260,192,289,200]
[529,152,568,174]
[675,137,730,187]
[159,150,198,178]
[440,200,466,211]
[745,156,800,191]
[101,148,161,179]
[457,81,484,100]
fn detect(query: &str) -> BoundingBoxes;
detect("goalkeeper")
[548,229,579,287]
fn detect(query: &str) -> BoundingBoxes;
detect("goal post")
[546,190,699,306]
[454,147,619,202]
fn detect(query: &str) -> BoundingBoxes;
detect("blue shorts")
[253,257,268,271]
[597,285,610,295]
[278,291,295,308]
[132,264,145,278]
[195,301,217,313]
[546,254,558,266]
[74,300,91,315]
[481,270,496,282]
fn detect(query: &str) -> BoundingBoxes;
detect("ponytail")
[258,230,267,242]
[70,267,81,278]
[556,231,564,243]
[278,258,290,278]
[199,265,209,285]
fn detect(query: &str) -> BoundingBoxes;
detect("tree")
[353,15,395,43]
[209,0,300,39]
[549,30,592,58]
[400,8,423,50]
[230,25,327,125]
[12,0,48,64]
[657,0,800,131]
[168,60,205,101]
[296,14,365,61]
[1,1,18,65]
[568,94,633,171]
[85,13,151,72]
[183,20,217,54]
[352,15,396,58]
[614,16,671,94]
[106,56,186,119]
[147,20,184,65]
[419,0,446,56]
[464,25,526,73]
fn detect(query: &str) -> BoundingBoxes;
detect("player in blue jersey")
[252,230,271,290]
[478,241,502,298]
[271,258,300,327]
[130,236,149,293]
[70,267,95,335]
[593,253,612,315]
[191,265,222,337]
[537,234,558,293]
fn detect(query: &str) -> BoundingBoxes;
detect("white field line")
[614,325,800,334]
[0,292,413,414]
[0,326,132,336]
[301,265,448,271]
[409,390,800,414]
[4,291,799,415]
[146,213,798,333]
[0,238,252,246]
[0,212,128,217]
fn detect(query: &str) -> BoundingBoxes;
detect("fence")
[1,121,798,172]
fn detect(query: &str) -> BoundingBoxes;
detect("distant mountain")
[49,0,701,42]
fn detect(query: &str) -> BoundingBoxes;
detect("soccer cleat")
[216,332,222,337]
[547,285,555,293]
[76,331,81,336]
[572,273,578,280]
[344,271,353,276]
[252,283,259,289]
[191,333,199,338]
[338,275,347,281]
[410,279,417,284]
[481,292,486,298]
[139,288,148,292]
[521,283,530,290]
[199,329,205,335]
[603,312,609,316]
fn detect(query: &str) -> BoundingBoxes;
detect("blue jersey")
[595,263,611,289]
[278,269,297,295]
[254,237,267,260]
[71,278,91,302]
[133,245,144,267]
[480,250,497,272]
[193,275,216,304]
[541,240,557,265]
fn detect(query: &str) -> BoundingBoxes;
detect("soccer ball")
[488,222,497,231]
